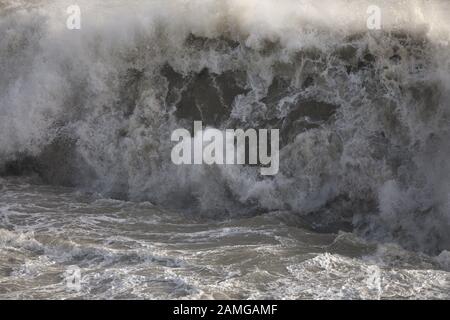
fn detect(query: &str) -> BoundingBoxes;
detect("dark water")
[0,177,449,299]
[1,0,450,299]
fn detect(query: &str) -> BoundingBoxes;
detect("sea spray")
[0,0,450,253]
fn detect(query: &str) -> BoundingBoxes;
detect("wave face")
[1,0,450,253]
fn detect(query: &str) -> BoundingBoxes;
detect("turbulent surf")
[0,0,449,299]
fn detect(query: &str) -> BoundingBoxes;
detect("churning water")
[0,0,450,299]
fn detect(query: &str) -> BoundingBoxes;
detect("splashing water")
[1,0,450,299]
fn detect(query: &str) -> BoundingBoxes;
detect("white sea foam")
[0,1,450,252]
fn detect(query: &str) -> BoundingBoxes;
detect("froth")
[1,0,450,253]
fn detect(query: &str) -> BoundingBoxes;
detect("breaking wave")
[1,0,450,253]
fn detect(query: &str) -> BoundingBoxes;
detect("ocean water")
[1,177,449,299]
[1,0,450,299]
